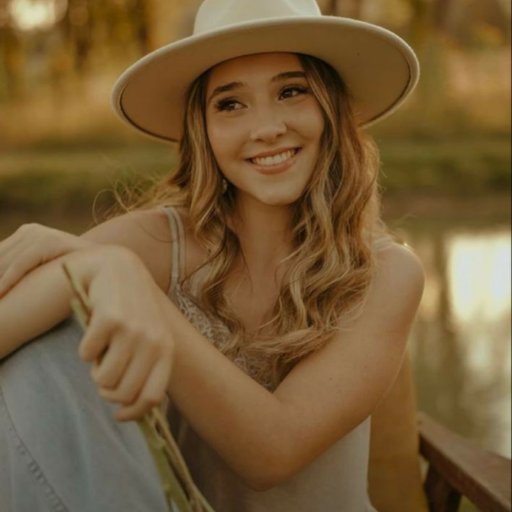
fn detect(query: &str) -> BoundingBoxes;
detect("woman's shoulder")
[82,207,177,293]
[155,204,190,230]
[373,240,426,295]
[155,205,210,279]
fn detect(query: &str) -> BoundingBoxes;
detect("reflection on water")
[405,223,511,512]
[408,225,511,458]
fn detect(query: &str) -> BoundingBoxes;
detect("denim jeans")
[0,315,171,512]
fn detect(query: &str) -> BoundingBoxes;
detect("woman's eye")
[214,86,309,112]
[280,86,309,99]
[215,99,242,112]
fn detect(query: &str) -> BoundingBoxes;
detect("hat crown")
[194,0,322,35]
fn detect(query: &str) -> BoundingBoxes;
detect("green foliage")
[0,145,175,211]
[379,135,511,195]
[1,136,508,214]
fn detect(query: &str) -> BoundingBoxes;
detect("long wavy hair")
[103,53,404,390]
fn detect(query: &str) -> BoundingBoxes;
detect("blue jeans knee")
[0,316,170,512]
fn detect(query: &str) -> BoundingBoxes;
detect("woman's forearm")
[0,241,291,489]
[164,299,290,492]
[0,245,121,361]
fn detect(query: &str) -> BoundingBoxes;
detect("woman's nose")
[249,109,287,142]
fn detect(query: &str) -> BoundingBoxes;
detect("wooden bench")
[418,411,511,512]
[368,353,511,512]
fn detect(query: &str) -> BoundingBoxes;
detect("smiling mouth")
[246,148,302,169]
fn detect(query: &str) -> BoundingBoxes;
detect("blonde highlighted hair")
[103,53,403,390]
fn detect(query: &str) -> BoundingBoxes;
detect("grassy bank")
[0,135,509,215]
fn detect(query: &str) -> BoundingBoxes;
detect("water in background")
[407,216,510,512]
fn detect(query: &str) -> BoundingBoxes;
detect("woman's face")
[205,53,325,207]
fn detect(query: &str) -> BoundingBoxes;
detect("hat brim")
[111,16,420,144]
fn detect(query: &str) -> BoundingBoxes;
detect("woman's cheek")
[290,101,325,139]
[208,122,244,159]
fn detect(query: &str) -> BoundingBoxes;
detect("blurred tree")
[0,22,23,101]
[324,0,367,18]
[406,0,431,48]
[451,0,511,47]
[350,0,365,19]
[148,0,201,46]
[62,0,92,73]
[405,0,511,48]
[433,0,455,33]
[54,0,153,74]
[327,0,337,15]
[132,0,152,53]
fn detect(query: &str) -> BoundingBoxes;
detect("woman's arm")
[0,245,121,361]
[164,301,287,493]
[0,208,172,362]
[160,244,425,493]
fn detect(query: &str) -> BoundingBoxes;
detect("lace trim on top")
[158,206,275,391]
[158,206,395,392]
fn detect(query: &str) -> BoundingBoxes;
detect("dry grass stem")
[61,261,217,512]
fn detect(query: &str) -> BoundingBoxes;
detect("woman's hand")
[0,223,94,298]
[75,247,176,423]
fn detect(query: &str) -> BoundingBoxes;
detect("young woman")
[0,0,425,510]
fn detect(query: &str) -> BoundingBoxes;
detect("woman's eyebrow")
[207,71,307,105]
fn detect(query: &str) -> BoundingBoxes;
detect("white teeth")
[251,149,297,167]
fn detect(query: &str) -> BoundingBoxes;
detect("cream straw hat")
[111,0,420,144]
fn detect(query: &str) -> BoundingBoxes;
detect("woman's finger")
[78,311,116,362]
[0,236,32,273]
[91,337,134,390]
[0,224,43,261]
[0,232,24,260]
[113,358,171,422]
[98,347,156,406]
[0,247,42,296]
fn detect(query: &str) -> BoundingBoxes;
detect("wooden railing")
[417,412,511,512]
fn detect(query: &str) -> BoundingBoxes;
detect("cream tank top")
[158,206,389,512]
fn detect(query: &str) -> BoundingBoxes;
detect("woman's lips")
[246,148,302,175]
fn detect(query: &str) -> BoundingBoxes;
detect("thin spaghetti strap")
[172,207,186,282]
[373,235,394,250]
[157,206,181,294]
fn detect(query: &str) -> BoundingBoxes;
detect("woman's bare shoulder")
[80,207,175,294]
[374,241,425,295]
[171,206,211,269]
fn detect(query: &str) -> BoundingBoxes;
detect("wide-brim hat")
[111,0,421,145]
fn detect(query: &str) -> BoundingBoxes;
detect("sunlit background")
[0,1,510,510]
[7,0,69,31]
